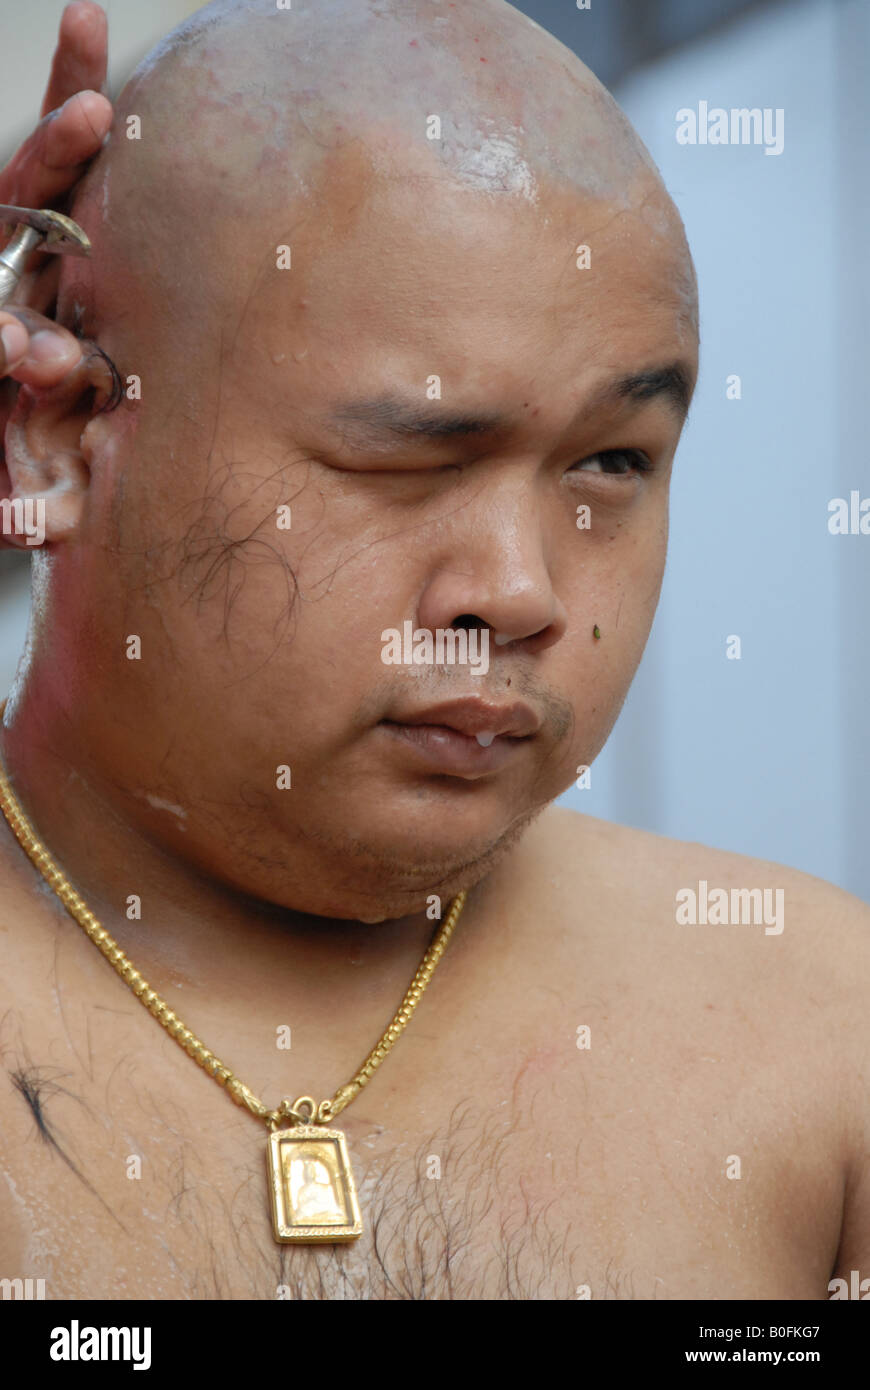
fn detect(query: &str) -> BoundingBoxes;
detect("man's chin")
[264,798,548,922]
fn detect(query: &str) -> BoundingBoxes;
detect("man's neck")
[0,692,505,1081]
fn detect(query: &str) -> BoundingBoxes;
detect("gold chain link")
[0,730,466,1129]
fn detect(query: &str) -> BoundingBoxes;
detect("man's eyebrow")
[330,361,694,446]
[331,399,505,442]
[595,362,695,421]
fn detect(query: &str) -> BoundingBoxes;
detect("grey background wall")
[1,0,866,899]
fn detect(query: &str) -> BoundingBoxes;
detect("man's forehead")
[275,159,693,330]
[248,177,697,446]
[259,177,697,378]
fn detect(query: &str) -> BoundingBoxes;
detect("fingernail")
[0,321,29,367]
[27,329,77,364]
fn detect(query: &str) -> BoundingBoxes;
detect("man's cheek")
[592,521,668,642]
[555,575,658,759]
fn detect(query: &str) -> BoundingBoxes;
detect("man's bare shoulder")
[511,806,869,1294]
[530,802,870,1048]
[537,802,869,934]
[535,806,870,1285]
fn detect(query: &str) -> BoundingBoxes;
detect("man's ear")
[1,342,117,549]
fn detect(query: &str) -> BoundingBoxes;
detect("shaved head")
[9,0,699,921]
[59,0,695,363]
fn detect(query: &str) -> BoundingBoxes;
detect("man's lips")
[378,721,531,776]
[378,698,540,777]
[384,697,541,740]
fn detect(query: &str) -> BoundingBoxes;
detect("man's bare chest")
[0,831,850,1301]
[1,1038,840,1301]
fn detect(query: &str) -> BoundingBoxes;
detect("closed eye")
[569,449,653,476]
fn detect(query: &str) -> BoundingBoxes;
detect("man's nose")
[416,483,568,655]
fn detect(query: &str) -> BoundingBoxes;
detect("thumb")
[0,308,83,385]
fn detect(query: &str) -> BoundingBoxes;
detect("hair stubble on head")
[56,0,697,376]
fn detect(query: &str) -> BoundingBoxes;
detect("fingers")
[0,318,28,372]
[0,5,108,405]
[0,89,113,210]
[0,309,83,386]
[40,1,109,118]
[35,89,112,175]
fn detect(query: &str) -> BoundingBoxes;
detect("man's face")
[79,140,697,918]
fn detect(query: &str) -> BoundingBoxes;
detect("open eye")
[569,449,652,476]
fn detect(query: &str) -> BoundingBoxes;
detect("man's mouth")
[378,698,539,777]
[379,721,532,776]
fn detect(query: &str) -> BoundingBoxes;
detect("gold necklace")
[0,734,466,1244]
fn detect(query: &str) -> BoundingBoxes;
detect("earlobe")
[1,343,116,549]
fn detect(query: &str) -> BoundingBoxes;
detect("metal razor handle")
[0,204,90,309]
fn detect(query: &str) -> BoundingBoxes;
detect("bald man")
[0,0,867,1302]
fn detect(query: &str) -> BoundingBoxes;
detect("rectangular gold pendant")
[267,1125,363,1243]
